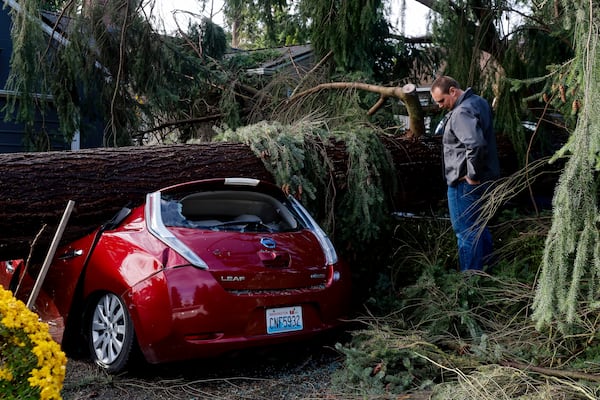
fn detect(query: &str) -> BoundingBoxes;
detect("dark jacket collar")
[453,87,473,109]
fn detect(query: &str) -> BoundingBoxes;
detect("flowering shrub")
[0,287,66,399]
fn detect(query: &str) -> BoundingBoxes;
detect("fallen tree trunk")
[0,143,273,261]
[0,137,519,261]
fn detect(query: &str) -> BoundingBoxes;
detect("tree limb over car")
[290,83,426,138]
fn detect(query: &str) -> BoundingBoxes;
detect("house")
[245,44,314,77]
[0,1,102,152]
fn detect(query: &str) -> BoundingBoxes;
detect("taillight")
[289,197,338,265]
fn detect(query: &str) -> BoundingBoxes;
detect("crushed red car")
[1,178,351,373]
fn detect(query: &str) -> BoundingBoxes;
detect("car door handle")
[58,249,84,260]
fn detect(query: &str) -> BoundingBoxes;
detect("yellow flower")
[0,367,13,381]
[0,287,66,399]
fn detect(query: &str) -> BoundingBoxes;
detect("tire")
[88,292,135,373]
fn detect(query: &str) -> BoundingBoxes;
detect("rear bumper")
[143,311,348,364]
[129,266,351,364]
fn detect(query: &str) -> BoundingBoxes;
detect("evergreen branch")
[290,50,333,97]
[532,0,600,330]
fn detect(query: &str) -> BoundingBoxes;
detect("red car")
[1,178,351,373]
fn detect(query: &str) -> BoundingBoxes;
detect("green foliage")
[3,0,49,131]
[493,79,529,165]
[399,265,486,340]
[333,205,600,397]
[531,0,600,331]
[360,216,456,318]
[332,212,600,396]
[497,19,574,164]
[0,287,67,399]
[429,0,574,166]
[40,0,66,12]
[387,212,545,339]
[384,39,440,86]
[218,84,243,130]
[280,70,398,132]
[213,119,395,248]
[224,0,307,49]
[4,1,230,147]
[187,18,227,60]
[429,364,599,400]
[334,128,395,242]
[490,209,547,282]
[276,11,310,46]
[300,0,389,75]
[430,0,485,89]
[390,216,457,281]
[224,49,282,70]
[0,329,39,398]
[215,119,323,199]
[332,328,440,395]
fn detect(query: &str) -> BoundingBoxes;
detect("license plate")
[266,306,303,334]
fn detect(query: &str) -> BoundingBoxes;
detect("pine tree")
[300,0,388,74]
[4,0,227,147]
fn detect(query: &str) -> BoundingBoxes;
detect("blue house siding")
[0,6,12,89]
[0,97,69,152]
[0,5,103,152]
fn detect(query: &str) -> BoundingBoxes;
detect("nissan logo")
[260,237,277,249]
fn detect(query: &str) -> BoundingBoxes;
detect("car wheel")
[88,292,134,373]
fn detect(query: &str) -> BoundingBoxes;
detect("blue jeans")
[447,182,493,271]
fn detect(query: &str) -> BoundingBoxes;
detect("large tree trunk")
[0,137,518,261]
[0,143,272,261]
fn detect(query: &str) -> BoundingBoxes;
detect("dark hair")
[431,76,461,94]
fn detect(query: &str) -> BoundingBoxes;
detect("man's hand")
[465,176,480,185]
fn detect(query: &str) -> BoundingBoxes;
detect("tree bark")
[0,137,518,261]
[0,143,272,261]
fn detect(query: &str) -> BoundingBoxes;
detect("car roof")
[157,178,285,199]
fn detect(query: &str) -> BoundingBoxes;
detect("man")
[430,76,500,271]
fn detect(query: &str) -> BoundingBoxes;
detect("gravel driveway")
[62,333,351,400]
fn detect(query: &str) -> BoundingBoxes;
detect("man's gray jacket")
[441,88,500,186]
